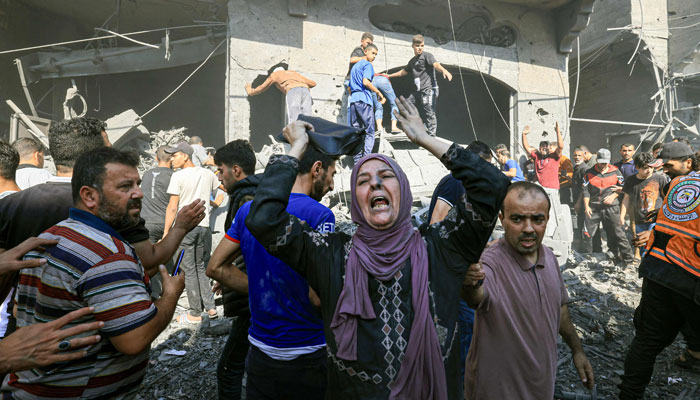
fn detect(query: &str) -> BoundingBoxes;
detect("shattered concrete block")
[105,109,149,148]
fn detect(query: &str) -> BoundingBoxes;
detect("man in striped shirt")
[2,148,185,399]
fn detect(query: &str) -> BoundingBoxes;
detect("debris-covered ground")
[554,252,699,400]
[136,251,699,400]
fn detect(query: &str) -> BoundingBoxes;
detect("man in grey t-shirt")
[388,34,452,136]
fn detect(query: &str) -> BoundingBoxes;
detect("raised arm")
[245,121,336,289]
[395,96,509,261]
[521,125,534,155]
[555,122,564,158]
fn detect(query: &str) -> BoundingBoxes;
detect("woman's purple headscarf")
[330,153,447,399]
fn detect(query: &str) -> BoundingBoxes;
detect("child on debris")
[348,43,384,163]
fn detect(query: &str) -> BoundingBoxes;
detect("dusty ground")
[136,251,699,400]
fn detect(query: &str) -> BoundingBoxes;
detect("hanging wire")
[140,39,225,119]
[0,23,226,55]
[446,0,478,141]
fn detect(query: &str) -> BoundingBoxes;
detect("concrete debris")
[554,251,699,399]
[138,251,697,399]
[105,109,150,148]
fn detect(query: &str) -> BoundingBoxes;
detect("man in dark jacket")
[211,140,257,400]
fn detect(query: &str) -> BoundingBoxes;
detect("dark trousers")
[180,226,215,316]
[407,87,437,136]
[583,204,633,262]
[349,101,375,163]
[217,315,251,400]
[245,345,327,400]
[620,279,700,399]
[145,222,167,298]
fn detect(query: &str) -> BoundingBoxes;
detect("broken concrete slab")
[105,109,149,148]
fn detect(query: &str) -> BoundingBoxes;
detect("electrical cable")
[569,38,581,121]
[446,0,477,141]
[0,23,226,55]
[140,39,225,119]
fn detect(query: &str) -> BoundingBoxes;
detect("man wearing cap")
[619,141,700,399]
[581,148,634,266]
[245,64,317,124]
[164,141,221,323]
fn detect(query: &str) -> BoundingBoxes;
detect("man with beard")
[2,148,186,398]
[619,141,700,399]
[210,139,258,400]
[462,181,594,399]
[207,146,337,399]
[0,118,204,345]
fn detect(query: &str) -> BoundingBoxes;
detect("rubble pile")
[555,251,699,399]
[104,109,189,173]
[136,250,697,399]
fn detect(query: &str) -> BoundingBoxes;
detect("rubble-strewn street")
[136,250,699,400]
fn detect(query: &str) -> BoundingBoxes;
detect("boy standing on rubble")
[348,43,384,163]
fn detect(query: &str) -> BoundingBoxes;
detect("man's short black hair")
[49,117,107,169]
[267,62,289,76]
[214,140,256,176]
[502,181,550,213]
[361,32,374,42]
[652,142,664,152]
[0,141,19,181]
[72,147,139,203]
[620,143,634,149]
[12,137,44,159]
[672,137,691,147]
[539,140,549,148]
[364,43,378,53]
[633,152,655,168]
[298,146,338,175]
[466,140,492,161]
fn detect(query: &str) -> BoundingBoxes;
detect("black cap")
[164,141,194,157]
[660,142,693,163]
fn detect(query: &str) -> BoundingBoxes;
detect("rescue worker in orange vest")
[619,142,700,399]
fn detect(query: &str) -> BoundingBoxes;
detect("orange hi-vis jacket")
[647,171,700,277]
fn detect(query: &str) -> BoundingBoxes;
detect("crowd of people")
[0,32,698,400]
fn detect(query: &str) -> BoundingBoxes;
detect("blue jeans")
[458,299,475,379]
[371,75,398,124]
[635,222,653,257]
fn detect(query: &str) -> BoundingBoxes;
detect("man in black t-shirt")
[620,152,668,257]
[388,34,452,136]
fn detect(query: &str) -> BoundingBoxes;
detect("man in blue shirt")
[497,150,525,182]
[614,143,638,180]
[348,43,384,163]
[207,146,337,400]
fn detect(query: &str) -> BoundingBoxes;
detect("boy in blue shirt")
[348,43,384,163]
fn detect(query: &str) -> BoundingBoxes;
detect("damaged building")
[568,0,700,153]
[0,0,602,261]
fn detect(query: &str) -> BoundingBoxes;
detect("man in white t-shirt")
[163,141,220,323]
[11,137,51,190]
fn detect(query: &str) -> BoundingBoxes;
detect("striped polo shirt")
[1,208,157,399]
